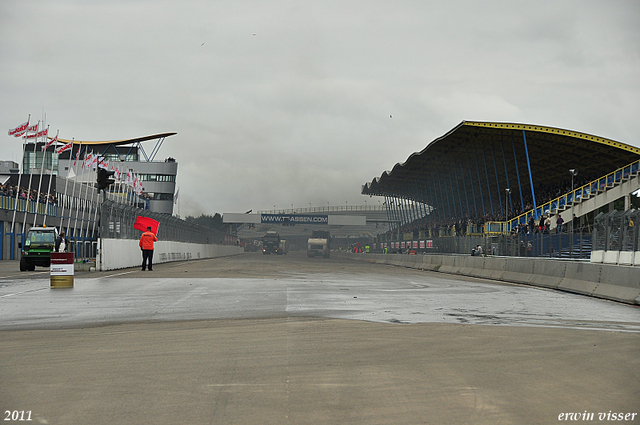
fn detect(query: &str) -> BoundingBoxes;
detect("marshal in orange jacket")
[139,230,158,250]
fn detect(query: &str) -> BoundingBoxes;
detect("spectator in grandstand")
[139,226,158,271]
[544,216,551,233]
[556,215,564,233]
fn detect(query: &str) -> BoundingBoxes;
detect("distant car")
[19,227,59,271]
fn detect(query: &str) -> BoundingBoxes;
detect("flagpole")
[75,157,92,258]
[42,131,59,226]
[90,161,102,251]
[22,121,41,233]
[72,149,90,243]
[89,155,107,253]
[59,139,77,233]
[79,162,98,258]
[10,114,30,234]
[34,125,51,226]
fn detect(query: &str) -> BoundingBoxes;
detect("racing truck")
[262,231,281,255]
[307,230,330,258]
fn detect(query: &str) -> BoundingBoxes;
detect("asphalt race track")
[1,252,639,424]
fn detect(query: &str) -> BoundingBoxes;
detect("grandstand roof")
[51,132,177,146]
[362,121,640,218]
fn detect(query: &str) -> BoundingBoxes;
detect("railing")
[505,159,640,233]
[0,194,58,216]
[259,204,387,214]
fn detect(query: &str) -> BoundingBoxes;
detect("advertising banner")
[261,214,329,225]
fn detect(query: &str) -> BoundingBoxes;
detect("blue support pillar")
[501,141,514,214]
[522,130,538,219]
[421,179,433,223]
[425,177,438,224]
[456,161,471,219]
[414,181,427,220]
[429,174,442,223]
[446,169,458,219]
[481,148,494,216]
[473,155,486,216]
[512,135,526,216]
[437,171,451,220]
[467,157,479,219]
[400,197,408,226]
[384,196,391,226]
[452,162,465,219]
[491,144,503,216]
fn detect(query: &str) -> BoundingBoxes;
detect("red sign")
[51,252,74,265]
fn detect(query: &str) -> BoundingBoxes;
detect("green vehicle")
[19,227,59,271]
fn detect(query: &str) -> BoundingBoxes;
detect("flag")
[98,157,109,169]
[125,170,133,186]
[83,152,93,168]
[8,121,28,137]
[55,141,73,154]
[114,166,121,181]
[25,127,48,140]
[134,216,159,235]
[73,144,81,166]
[42,133,58,151]
[173,188,179,204]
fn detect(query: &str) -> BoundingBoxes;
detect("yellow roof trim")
[463,121,640,155]
[49,132,177,146]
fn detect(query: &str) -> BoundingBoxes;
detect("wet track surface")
[1,252,639,425]
[1,252,638,332]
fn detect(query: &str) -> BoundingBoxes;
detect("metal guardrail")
[502,159,640,233]
[0,194,58,216]
[99,199,231,245]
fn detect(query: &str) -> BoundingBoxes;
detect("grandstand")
[362,121,640,258]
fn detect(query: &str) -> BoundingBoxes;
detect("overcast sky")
[2,1,639,216]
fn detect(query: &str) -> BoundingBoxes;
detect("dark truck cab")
[262,231,281,255]
[19,227,59,271]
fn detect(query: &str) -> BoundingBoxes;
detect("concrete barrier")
[590,250,604,263]
[618,251,634,266]
[478,257,505,281]
[501,257,534,285]
[530,259,566,289]
[98,238,244,271]
[337,252,640,306]
[603,251,620,264]
[559,262,600,297]
[595,265,640,304]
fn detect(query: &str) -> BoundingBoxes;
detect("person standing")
[556,215,564,234]
[55,231,68,252]
[139,226,158,271]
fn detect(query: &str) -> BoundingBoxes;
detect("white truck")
[307,230,330,258]
[278,239,289,255]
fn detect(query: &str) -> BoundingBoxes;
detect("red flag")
[55,141,73,154]
[134,216,159,235]
[42,133,58,151]
[73,144,81,165]
[8,121,28,137]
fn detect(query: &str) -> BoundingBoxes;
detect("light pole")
[569,169,578,192]
[505,188,511,232]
